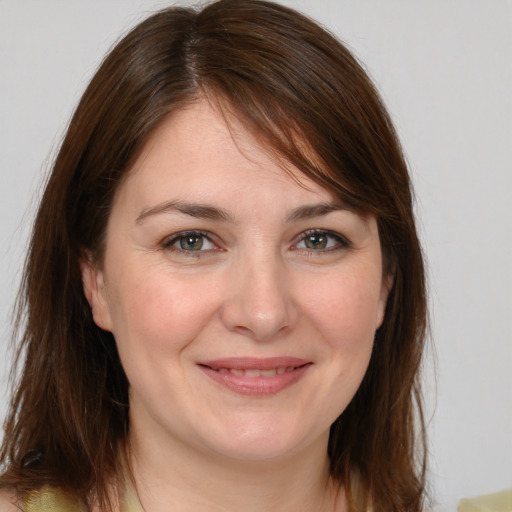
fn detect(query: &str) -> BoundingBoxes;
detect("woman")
[0,1,427,511]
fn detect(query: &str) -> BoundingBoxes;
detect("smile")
[209,366,298,377]
[197,357,312,396]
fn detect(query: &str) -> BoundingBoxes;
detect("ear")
[79,253,113,332]
[376,271,395,330]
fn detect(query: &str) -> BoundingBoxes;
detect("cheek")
[301,269,383,350]
[105,268,220,360]
[303,273,380,414]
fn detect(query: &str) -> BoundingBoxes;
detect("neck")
[125,423,345,512]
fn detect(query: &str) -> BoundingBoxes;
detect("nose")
[220,255,298,342]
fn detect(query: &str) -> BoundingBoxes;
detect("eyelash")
[161,229,350,256]
[292,229,350,253]
[162,230,219,257]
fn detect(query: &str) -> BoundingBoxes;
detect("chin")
[194,416,320,464]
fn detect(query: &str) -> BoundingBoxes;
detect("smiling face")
[81,98,390,465]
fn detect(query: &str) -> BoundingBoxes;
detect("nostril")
[219,263,298,340]
[220,301,294,341]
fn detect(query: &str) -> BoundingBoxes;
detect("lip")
[197,357,312,396]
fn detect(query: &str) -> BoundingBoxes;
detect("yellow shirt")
[22,488,87,512]
[458,489,512,512]
[22,484,144,512]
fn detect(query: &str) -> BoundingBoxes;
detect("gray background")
[1,1,511,510]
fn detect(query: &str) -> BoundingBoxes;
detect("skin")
[81,98,391,512]
[0,490,18,512]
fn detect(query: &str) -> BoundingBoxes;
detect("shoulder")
[0,488,21,512]
[0,486,86,512]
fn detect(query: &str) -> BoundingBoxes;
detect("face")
[82,98,390,464]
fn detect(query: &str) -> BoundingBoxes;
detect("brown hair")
[0,1,427,510]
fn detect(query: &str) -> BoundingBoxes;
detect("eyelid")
[161,230,220,253]
[160,228,349,255]
[292,229,351,251]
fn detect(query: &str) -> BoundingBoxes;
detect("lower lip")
[198,364,311,396]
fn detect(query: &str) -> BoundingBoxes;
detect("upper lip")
[198,357,311,371]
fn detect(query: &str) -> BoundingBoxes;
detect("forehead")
[114,98,336,212]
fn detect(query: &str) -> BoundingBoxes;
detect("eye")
[294,230,349,252]
[163,231,217,253]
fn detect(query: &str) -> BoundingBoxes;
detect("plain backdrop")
[1,1,511,510]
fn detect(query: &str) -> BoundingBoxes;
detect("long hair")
[0,1,427,510]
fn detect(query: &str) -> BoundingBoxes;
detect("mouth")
[197,357,312,396]
[204,366,301,377]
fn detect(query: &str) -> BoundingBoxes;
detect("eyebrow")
[285,201,352,222]
[136,200,353,224]
[136,200,234,223]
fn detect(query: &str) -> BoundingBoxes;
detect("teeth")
[244,369,261,377]
[211,366,296,377]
